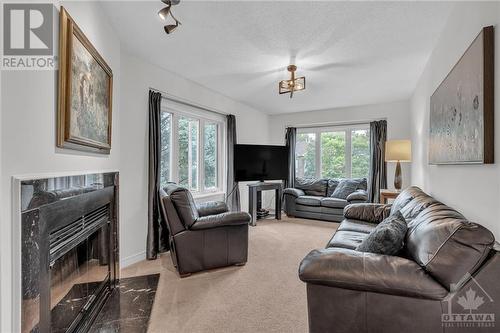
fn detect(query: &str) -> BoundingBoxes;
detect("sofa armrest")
[191,211,251,230]
[284,188,305,198]
[299,248,447,300]
[346,189,368,203]
[343,203,391,223]
[196,201,228,217]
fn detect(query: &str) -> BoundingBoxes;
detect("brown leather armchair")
[159,184,250,277]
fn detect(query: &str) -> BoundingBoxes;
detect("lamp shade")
[385,140,411,162]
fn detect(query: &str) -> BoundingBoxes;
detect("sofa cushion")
[165,184,199,228]
[320,207,344,216]
[196,201,228,217]
[295,178,328,196]
[399,190,439,222]
[327,230,368,250]
[296,195,322,207]
[346,190,368,202]
[296,204,322,213]
[338,219,377,234]
[406,203,495,289]
[298,248,448,300]
[344,203,391,224]
[331,179,359,199]
[283,187,305,198]
[321,197,348,209]
[389,186,423,215]
[356,211,407,256]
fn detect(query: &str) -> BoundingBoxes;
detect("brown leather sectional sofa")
[299,186,500,333]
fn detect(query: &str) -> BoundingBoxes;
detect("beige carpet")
[121,217,338,333]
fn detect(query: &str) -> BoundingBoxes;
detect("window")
[321,131,346,178]
[160,112,172,187]
[204,122,218,189]
[351,129,370,178]
[160,101,224,195]
[296,125,370,179]
[295,133,316,178]
[178,116,199,191]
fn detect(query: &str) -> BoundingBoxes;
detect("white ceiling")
[101,1,454,114]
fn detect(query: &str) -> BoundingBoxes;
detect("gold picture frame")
[57,7,113,154]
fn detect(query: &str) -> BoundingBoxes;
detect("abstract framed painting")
[429,26,494,165]
[57,7,113,154]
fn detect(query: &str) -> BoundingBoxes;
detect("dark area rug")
[90,274,160,333]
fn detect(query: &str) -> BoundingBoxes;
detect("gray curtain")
[226,114,241,211]
[368,120,388,203]
[285,127,296,189]
[147,90,170,260]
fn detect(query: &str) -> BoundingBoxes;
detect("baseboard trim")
[121,251,146,268]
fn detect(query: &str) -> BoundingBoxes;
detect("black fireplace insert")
[20,173,119,333]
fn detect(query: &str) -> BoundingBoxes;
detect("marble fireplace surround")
[12,171,119,333]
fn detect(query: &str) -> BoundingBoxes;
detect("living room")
[1,1,500,332]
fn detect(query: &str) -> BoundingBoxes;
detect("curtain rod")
[149,87,228,117]
[288,118,387,130]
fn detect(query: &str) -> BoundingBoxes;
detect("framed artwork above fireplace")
[57,7,113,154]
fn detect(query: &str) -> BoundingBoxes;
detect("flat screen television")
[234,144,288,182]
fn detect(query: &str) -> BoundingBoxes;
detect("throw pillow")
[356,211,407,256]
[295,178,328,196]
[331,179,359,199]
[353,177,367,191]
[327,179,340,197]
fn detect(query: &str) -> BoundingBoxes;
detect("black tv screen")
[234,144,288,182]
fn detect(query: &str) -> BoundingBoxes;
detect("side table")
[380,189,400,204]
[247,182,283,226]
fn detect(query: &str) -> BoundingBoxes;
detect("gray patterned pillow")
[327,179,340,197]
[356,211,407,256]
[353,177,368,191]
[331,179,359,199]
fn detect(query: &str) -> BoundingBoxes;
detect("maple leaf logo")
[457,288,485,313]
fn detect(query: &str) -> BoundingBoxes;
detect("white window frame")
[160,102,225,196]
[296,124,370,179]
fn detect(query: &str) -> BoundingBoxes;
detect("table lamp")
[385,140,411,191]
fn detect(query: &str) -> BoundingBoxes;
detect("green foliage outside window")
[178,117,199,190]
[160,112,171,187]
[204,123,217,188]
[351,130,370,178]
[295,128,370,179]
[296,133,316,178]
[321,132,346,178]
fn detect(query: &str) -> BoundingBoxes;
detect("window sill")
[192,191,225,200]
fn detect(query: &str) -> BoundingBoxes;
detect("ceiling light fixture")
[158,0,181,34]
[279,65,305,98]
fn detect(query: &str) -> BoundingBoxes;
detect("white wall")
[119,52,269,266]
[0,2,121,332]
[410,1,500,239]
[268,100,412,189]
[0,36,3,333]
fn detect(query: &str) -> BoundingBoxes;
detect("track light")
[158,0,181,34]
[158,6,171,20]
[164,23,179,34]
